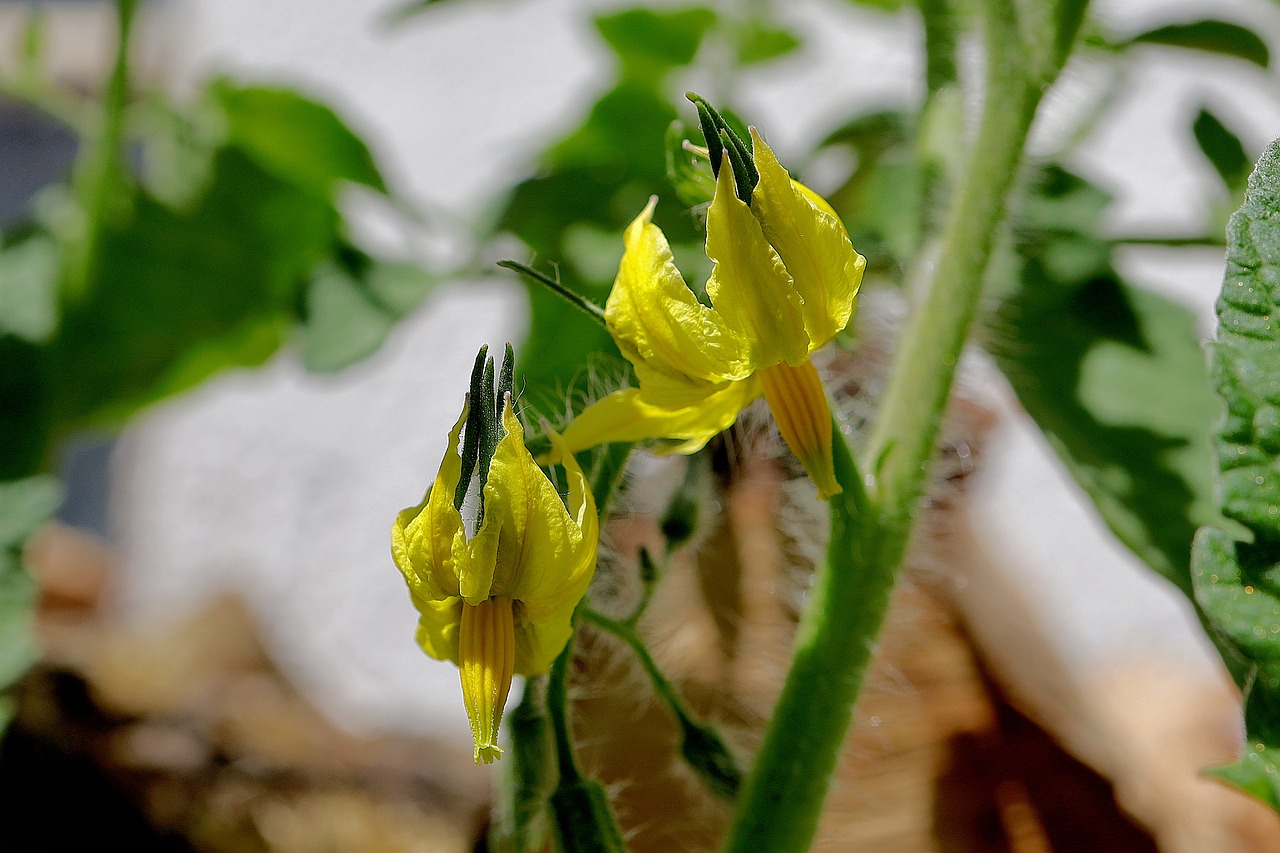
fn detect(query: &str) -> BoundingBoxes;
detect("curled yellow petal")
[606,197,751,383]
[478,398,598,617]
[391,403,469,601]
[705,158,809,368]
[414,596,463,665]
[759,358,841,499]
[749,129,866,351]
[560,373,762,456]
[459,596,516,765]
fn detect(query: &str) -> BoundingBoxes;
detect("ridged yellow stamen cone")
[459,596,516,765]
[759,359,840,499]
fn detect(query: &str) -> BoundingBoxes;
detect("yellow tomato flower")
[391,394,598,764]
[561,130,865,498]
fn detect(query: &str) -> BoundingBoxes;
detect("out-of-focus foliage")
[989,166,1219,597]
[1193,139,1280,810]
[0,6,434,724]
[0,476,60,728]
[1124,19,1270,68]
[493,6,726,407]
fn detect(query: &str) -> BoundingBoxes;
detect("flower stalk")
[720,1,1087,850]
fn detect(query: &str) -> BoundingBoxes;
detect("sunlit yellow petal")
[391,403,468,600]
[607,198,752,385]
[479,397,593,604]
[414,596,463,664]
[514,602,575,675]
[759,358,841,499]
[749,129,866,350]
[459,596,516,764]
[560,372,762,455]
[705,159,809,368]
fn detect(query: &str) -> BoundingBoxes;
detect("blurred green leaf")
[594,6,717,73]
[991,167,1218,596]
[814,110,920,271]
[301,252,437,373]
[839,0,906,9]
[0,234,59,343]
[498,81,696,402]
[0,475,61,548]
[138,96,224,209]
[665,120,716,208]
[1129,19,1270,68]
[0,337,51,480]
[50,147,337,427]
[214,82,388,199]
[1208,746,1280,812]
[1194,108,1251,195]
[737,21,802,65]
[0,476,62,702]
[1190,139,1280,812]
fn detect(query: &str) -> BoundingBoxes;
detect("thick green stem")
[64,0,136,303]
[865,0,1039,522]
[720,428,880,852]
[721,0,1079,849]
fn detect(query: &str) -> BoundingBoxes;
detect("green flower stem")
[502,442,636,851]
[723,1,1088,850]
[65,0,136,303]
[497,260,607,327]
[581,605,743,800]
[491,676,558,853]
[865,0,1040,518]
[546,630,627,853]
[720,424,877,852]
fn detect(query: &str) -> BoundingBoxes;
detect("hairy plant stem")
[720,0,1082,849]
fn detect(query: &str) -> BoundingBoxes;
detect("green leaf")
[0,551,37,692]
[138,95,224,209]
[497,83,693,404]
[214,82,388,199]
[1194,108,1251,195]
[1129,20,1270,68]
[0,233,59,343]
[0,336,51,480]
[301,253,437,373]
[838,0,905,9]
[665,120,716,207]
[50,146,338,428]
[991,167,1219,596]
[0,476,62,548]
[0,476,63,707]
[1192,137,1280,813]
[593,6,717,73]
[737,21,802,65]
[1207,745,1280,811]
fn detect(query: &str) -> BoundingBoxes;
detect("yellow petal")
[391,402,468,602]
[704,158,809,368]
[414,596,463,664]
[459,596,516,764]
[514,602,574,675]
[510,425,597,675]
[606,197,752,384]
[475,398,596,607]
[560,373,762,455]
[749,129,866,350]
[759,358,841,499]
